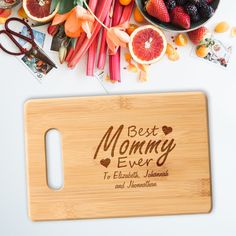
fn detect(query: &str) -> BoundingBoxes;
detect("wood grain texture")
[24,92,212,221]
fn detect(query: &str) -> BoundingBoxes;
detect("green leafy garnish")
[58,0,77,14]
[50,0,60,13]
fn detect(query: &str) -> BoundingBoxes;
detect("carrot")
[68,0,113,68]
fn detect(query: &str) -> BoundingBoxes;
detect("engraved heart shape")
[100,158,111,168]
[162,126,173,135]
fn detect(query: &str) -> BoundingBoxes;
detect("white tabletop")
[0,1,236,235]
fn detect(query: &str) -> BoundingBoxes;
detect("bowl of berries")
[136,0,220,32]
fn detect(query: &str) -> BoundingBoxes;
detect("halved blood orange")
[128,25,167,65]
[23,0,59,22]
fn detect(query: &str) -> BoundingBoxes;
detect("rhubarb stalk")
[68,0,113,68]
[119,0,134,24]
[109,0,134,82]
[87,34,99,75]
[109,0,124,82]
[69,0,98,66]
[65,47,74,62]
[69,33,87,61]
[86,0,99,76]
[97,13,111,70]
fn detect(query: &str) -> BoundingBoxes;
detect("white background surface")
[0,1,236,235]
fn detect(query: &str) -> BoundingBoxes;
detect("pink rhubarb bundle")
[50,0,134,82]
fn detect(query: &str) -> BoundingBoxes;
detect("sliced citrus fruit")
[166,43,175,55]
[168,51,179,61]
[0,17,7,24]
[126,24,139,35]
[18,6,28,18]
[119,0,132,6]
[137,64,149,81]
[214,21,230,33]
[231,27,236,37]
[129,25,167,64]
[127,63,138,73]
[124,52,132,63]
[23,0,59,23]
[175,33,188,46]
[196,45,209,58]
[134,6,144,23]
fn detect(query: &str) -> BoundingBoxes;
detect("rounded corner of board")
[199,91,208,100]
[24,99,35,113]
[206,199,213,214]
[195,91,208,102]
[28,210,38,222]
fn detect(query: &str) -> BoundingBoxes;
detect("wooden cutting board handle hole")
[45,129,64,191]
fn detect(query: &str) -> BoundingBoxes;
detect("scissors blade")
[29,47,57,69]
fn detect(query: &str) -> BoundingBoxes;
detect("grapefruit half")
[23,0,59,23]
[129,25,167,64]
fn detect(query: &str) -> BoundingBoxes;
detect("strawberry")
[170,6,190,29]
[207,0,214,3]
[146,0,170,23]
[187,26,208,45]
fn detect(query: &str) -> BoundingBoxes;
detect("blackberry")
[191,13,200,22]
[165,0,176,11]
[185,4,198,16]
[176,0,186,6]
[189,0,207,8]
[199,4,214,18]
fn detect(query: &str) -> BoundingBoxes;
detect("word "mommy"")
[94,125,176,167]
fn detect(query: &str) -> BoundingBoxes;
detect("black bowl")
[135,0,220,32]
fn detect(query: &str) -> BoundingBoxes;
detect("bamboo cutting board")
[25,92,212,221]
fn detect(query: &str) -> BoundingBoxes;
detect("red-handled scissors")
[0,17,57,68]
